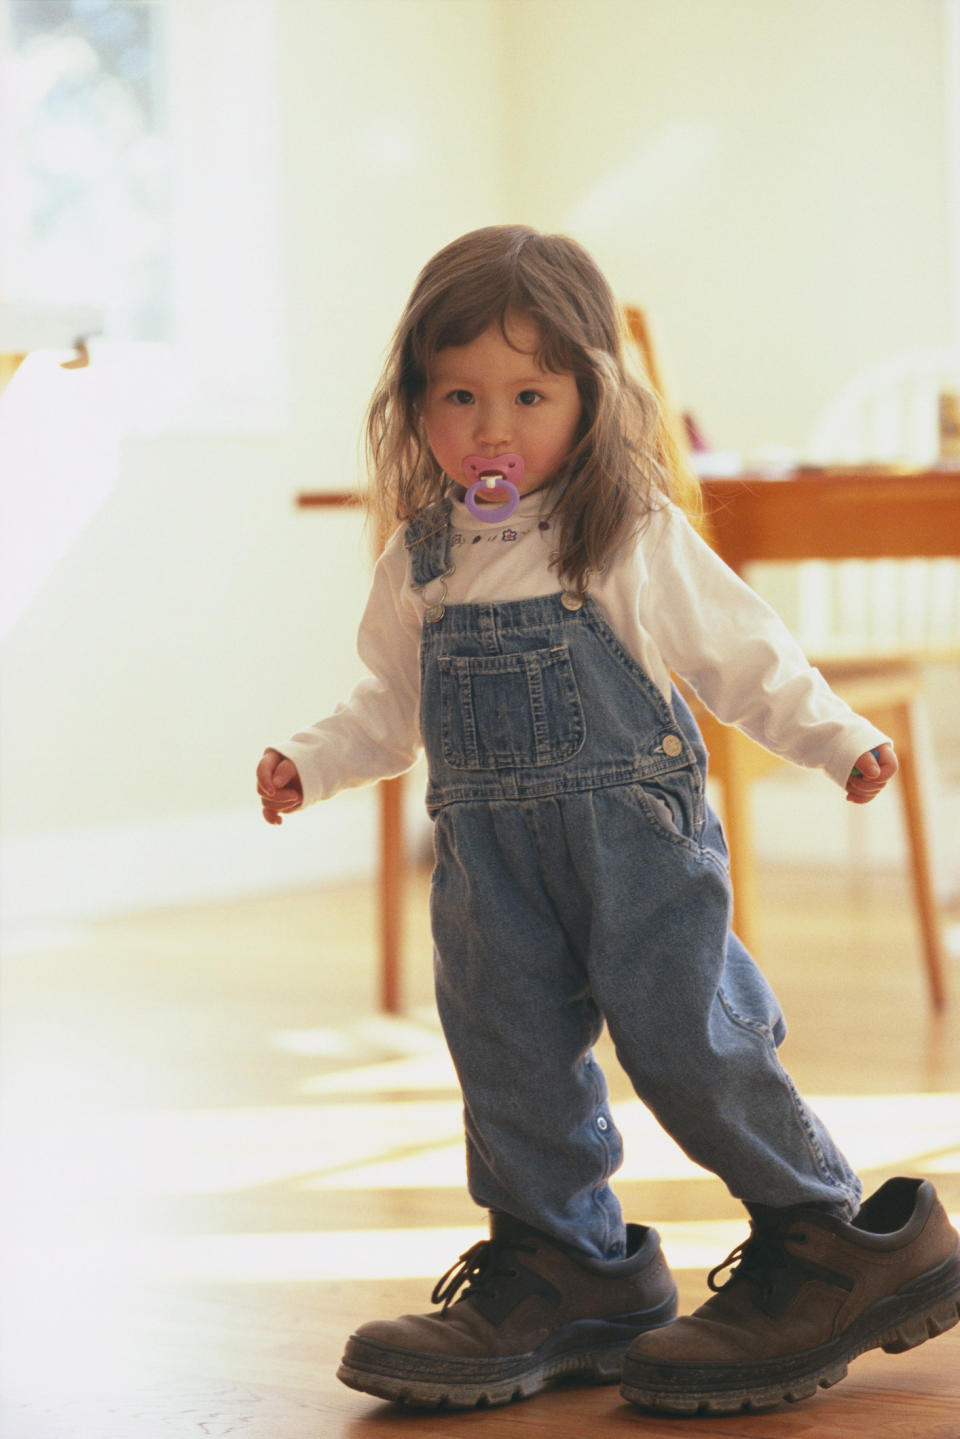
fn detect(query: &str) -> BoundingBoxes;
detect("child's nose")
[474,403,511,451]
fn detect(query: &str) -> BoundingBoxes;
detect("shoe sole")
[620,1258,960,1415]
[337,1293,677,1409]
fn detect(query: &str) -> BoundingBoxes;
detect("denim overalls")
[407,505,861,1263]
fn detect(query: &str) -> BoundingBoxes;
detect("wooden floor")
[2,864,959,1439]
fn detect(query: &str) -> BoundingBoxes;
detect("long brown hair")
[365,225,700,593]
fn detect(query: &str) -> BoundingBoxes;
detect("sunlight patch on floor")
[272,1012,445,1062]
[300,1050,460,1095]
[3,1222,750,1290]
[4,1093,958,1202]
[10,1210,960,1290]
[3,1101,466,1201]
[924,1148,960,1173]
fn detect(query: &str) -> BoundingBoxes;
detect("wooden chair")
[624,306,955,1009]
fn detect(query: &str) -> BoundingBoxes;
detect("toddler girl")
[257,226,959,1415]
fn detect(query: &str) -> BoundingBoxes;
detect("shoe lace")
[707,1224,808,1306]
[430,1237,537,1314]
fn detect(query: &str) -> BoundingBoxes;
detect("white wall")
[2,0,957,925]
[502,0,953,456]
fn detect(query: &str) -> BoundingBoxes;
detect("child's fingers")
[845,743,897,804]
[874,742,898,779]
[852,750,880,780]
[260,787,302,824]
[256,750,302,825]
[257,750,301,796]
[272,758,301,792]
[256,750,281,796]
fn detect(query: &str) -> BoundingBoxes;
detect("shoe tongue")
[746,1204,794,1231]
[747,1200,845,1235]
[489,1212,539,1243]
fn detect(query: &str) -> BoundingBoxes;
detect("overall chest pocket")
[436,645,586,770]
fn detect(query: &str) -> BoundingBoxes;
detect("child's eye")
[516,390,543,406]
[446,390,475,406]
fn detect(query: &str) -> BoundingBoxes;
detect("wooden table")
[298,466,960,1011]
[699,465,960,570]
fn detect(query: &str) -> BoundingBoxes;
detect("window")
[2,0,171,339]
[1,0,285,428]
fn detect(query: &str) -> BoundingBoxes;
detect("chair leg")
[715,730,760,955]
[892,704,948,1010]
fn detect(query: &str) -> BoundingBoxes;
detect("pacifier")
[462,453,523,522]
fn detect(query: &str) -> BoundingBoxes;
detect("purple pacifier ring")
[464,477,520,522]
[462,453,524,523]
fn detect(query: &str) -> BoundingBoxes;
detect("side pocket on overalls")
[626,748,706,851]
[642,776,701,842]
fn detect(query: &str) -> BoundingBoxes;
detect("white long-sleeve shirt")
[277,487,887,806]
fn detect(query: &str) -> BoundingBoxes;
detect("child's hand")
[845,742,898,804]
[256,748,303,825]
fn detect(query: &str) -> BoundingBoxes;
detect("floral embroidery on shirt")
[458,524,534,546]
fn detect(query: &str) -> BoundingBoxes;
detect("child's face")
[423,315,582,500]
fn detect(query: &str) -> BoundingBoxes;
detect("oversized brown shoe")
[337,1212,677,1408]
[621,1176,960,1415]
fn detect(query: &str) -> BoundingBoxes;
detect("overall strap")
[404,499,453,587]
